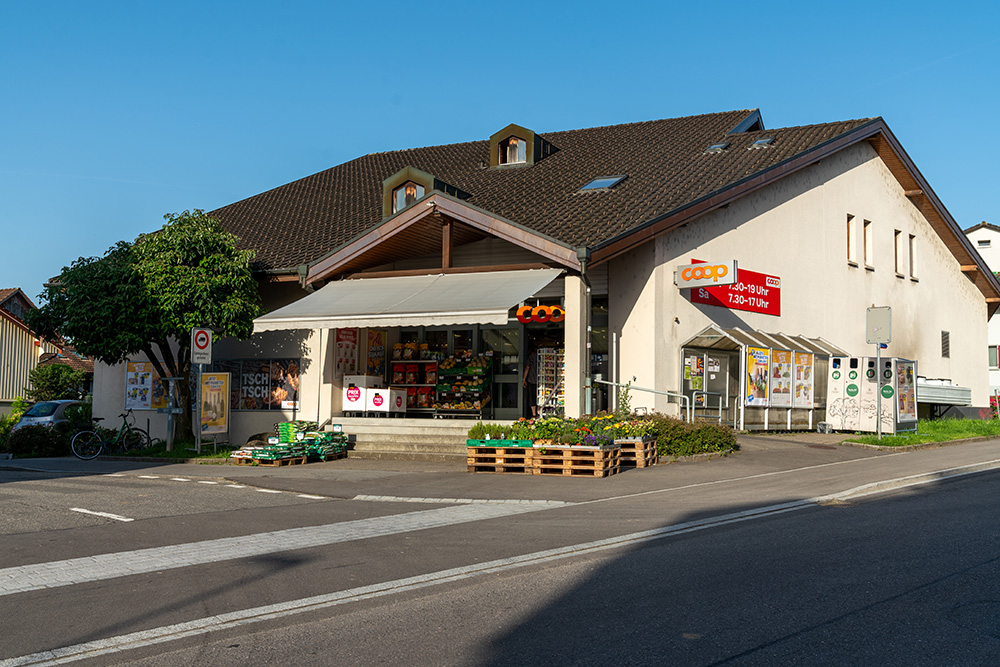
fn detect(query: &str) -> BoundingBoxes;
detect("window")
[579,175,626,191]
[990,345,999,369]
[941,331,951,359]
[847,215,857,264]
[498,136,526,165]
[392,181,425,213]
[894,230,903,275]
[704,142,730,154]
[213,359,302,410]
[863,220,873,268]
[979,239,992,248]
[909,234,917,278]
[748,137,774,149]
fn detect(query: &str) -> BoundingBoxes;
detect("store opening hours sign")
[686,260,780,316]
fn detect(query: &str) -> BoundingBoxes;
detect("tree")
[26,364,87,401]
[29,210,260,441]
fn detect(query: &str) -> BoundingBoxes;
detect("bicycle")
[71,409,151,460]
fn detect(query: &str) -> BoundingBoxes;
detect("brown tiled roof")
[0,288,36,324]
[209,110,877,272]
[38,348,94,373]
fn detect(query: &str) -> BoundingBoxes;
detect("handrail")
[594,379,692,423]
[692,390,723,424]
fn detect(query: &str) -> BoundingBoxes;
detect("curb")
[839,435,999,452]
[814,458,1000,502]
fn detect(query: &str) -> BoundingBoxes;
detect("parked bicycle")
[71,409,151,460]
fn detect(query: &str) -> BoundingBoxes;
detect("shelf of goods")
[434,354,492,418]
[391,360,439,410]
[537,348,565,410]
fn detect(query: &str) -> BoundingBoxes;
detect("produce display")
[433,353,492,415]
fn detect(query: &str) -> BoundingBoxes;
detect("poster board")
[896,360,917,422]
[201,373,230,435]
[793,352,815,407]
[334,328,359,380]
[367,330,387,378]
[745,347,770,406]
[125,361,168,410]
[769,350,793,408]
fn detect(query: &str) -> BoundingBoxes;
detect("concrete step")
[351,441,467,455]
[347,449,466,463]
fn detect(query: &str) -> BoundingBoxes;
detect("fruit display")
[433,353,492,415]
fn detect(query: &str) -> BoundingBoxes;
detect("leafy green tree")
[29,210,260,441]
[26,364,87,401]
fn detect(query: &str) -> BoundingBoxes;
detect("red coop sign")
[687,261,781,316]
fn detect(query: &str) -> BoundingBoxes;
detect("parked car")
[11,400,82,433]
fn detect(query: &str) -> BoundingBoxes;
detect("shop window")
[498,136,526,165]
[213,359,301,411]
[392,181,425,213]
[990,345,998,369]
[847,215,857,265]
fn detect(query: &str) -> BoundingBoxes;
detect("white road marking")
[226,484,246,488]
[69,508,134,522]
[102,474,126,477]
[297,494,326,500]
[170,478,190,482]
[138,475,159,479]
[197,481,219,485]
[256,488,282,494]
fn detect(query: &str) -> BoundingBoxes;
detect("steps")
[332,417,513,462]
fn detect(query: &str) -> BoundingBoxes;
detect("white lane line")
[197,481,219,485]
[102,474,126,477]
[1,500,810,666]
[352,495,566,506]
[170,478,190,482]
[0,503,544,597]
[226,484,246,488]
[256,489,282,494]
[297,494,326,500]
[70,508,134,522]
[138,475,159,479]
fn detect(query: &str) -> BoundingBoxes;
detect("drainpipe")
[577,247,593,415]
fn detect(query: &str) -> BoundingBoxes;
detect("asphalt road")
[4,441,1000,665]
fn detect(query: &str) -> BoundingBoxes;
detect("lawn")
[847,419,1000,447]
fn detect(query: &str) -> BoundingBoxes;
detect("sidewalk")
[4,432,999,506]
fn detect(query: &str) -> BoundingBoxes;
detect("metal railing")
[594,379,692,423]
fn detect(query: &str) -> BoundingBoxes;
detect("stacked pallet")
[467,442,534,474]
[615,437,658,468]
[532,445,620,478]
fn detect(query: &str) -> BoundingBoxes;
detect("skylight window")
[579,175,626,191]
[749,137,774,149]
[704,142,730,154]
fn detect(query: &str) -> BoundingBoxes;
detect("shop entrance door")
[481,327,521,420]
[682,349,739,426]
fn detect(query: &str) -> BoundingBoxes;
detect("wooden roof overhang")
[306,192,581,286]
[588,119,1000,318]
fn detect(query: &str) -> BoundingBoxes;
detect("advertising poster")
[793,352,815,407]
[235,360,300,410]
[769,350,793,408]
[897,360,917,421]
[367,330,387,378]
[687,262,781,316]
[746,347,770,406]
[125,361,167,410]
[335,328,359,380]
[201,373,229,435]
[689,356,704,390]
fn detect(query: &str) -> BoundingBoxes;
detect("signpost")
[866,307,891,438]
[190,328,213,453]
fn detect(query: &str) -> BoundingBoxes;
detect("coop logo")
[766,276,781,288]
[676,260,738,289]
[516,305,566,324]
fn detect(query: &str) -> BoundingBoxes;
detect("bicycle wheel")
[121,427,150,453]
[71,431,104,460]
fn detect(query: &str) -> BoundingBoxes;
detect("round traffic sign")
[194,330,210,350]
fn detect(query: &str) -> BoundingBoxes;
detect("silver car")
[12,400,82,432]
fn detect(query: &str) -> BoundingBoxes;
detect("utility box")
[826,356,917,433]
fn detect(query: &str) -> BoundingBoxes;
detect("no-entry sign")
[191,328,213,365]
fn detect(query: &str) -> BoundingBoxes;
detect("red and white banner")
[687,261,780,316]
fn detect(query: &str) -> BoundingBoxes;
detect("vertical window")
[847,215,857,264]
[392,181,425,213]
[894,230,903,274]
[863,220,873,267]
[498,136,526,165]
[941,331,951,359]
[989,345,998,369]
[909,234,917,278]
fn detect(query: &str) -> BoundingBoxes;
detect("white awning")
[253,268,563,332]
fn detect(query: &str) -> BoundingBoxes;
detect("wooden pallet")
[467,446,534,474]
[531,446,620,478]
[232,455,307,467]
[616,438,658,468]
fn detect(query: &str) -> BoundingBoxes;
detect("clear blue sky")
[2,1,998,304]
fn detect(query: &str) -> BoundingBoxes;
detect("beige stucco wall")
[608,141,990,412]
[963,225,1000,391]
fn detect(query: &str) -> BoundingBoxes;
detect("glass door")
[481,327,520,420]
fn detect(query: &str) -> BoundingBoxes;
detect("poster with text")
[769,350,793,408]
[793,352,815,407]
[745,347,770,406]
[334,328,359,380]
[367,330,387,378]
[896,361,917,421]
[201,373,230,435]
[125,361,168,410]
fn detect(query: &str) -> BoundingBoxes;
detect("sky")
[2,1,998,305]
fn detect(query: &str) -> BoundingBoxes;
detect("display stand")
[434,353,492,419]
[537,348,565,415]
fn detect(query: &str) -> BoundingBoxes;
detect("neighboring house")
[38,347,95,397]
[94,109,1000,441]
[963,221,1000,393]
[0,288,59,413]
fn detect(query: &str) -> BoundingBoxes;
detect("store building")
[963,221,1000,394]
[93,110,1000,442]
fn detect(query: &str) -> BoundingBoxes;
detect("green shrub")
[646,413,737,457]
[6,425,71,457]
[0,398,30,451]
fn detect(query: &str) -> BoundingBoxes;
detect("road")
[3,439,1000,665]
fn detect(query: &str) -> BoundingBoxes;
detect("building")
[93,110,1000,442]
[0,288,60,413]
[963,222,1000,394]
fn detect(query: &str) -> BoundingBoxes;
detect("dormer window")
[498,136,526,165]
[392,181,425,213]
